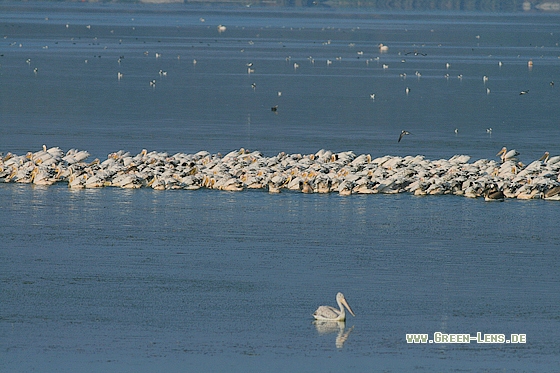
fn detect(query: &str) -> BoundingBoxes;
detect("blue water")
[1,3,560,372]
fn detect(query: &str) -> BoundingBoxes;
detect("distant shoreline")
[5,0,560,13]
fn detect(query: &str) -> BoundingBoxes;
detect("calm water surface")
[1,3,559,372]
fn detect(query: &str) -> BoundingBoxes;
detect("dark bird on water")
[398,130,411,142]
[405,50,427,56]
[484,189,505,202]
[271,105,278,112]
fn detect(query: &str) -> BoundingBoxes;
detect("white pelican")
[497,147,519,163]
[543,185,560,200]
[301,180,314,194]
[313,292,355,322]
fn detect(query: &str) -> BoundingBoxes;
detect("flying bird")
[398,130,411,143]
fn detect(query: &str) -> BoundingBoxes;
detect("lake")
[1,3,559,372]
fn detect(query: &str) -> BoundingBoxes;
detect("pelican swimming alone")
[313,292,355,322]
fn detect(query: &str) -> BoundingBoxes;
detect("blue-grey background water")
[1,2,559,372]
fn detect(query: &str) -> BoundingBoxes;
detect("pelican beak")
[496,148,505,156]
[341,297,355,317]
[538,152,549,162]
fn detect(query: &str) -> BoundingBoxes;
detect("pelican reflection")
[313,320,354,349]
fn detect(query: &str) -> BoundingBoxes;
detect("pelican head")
[336,292,355,316]
[2,152,13,162]
[538,151,550,163]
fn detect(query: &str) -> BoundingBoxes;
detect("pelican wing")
[313,305,341,320]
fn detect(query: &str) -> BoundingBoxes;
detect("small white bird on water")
[313,292,355,322]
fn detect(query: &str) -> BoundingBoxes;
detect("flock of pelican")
[2,145,560,201]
